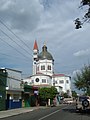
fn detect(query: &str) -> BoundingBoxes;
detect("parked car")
[76,96,90,112]
[63,98,73,104]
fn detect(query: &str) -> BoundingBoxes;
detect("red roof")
[33,40,38,50]
[32,86,39,90]
[53,74,65,77]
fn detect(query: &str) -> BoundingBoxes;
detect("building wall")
[31,42,72,96]
[33,47,38,75]
[31,75,52,86]
[65,76,72,96]
[5,68,23,109]
[6,91,22,109]
[6,69,22,90]
[23,75,72,96]
[36,59,54,76]
[53,76,72,96]
[23,75,52,87]
[33,61,37,75]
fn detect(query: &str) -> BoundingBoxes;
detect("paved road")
[1,104,90,120]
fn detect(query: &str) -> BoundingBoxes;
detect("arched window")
[42,79,46,83]
[59,80,64,84]
[41,65,45,70]
[66,80,69,84]
[48,65,51,70]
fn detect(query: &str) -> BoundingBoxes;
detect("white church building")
[23,40,72,96]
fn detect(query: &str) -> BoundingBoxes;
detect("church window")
[41,65,45,70]
[66,80,69,84]
[34,52,37,55]
[42,79,46,83]
[48,65,51,70]
[59,80,64,84]
[35,78,39,82]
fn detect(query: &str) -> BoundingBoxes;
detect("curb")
[0,107,37,118]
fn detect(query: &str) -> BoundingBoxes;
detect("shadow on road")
[63,107,76,113]
[62,106,90,117]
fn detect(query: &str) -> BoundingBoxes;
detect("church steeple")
[33,40,38,50]
[33,40,39,75]
[33,40,39,61]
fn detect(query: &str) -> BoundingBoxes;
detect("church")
[23,40,72,96]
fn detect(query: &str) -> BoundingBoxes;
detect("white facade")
[23,41,72,96]
[23,73,52,87]
[36,59,54,76]
[53,74,72,96]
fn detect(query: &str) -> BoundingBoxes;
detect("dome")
[38,44,54,61]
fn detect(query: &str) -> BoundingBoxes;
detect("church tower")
[33,40,39,75]
[37,44,54,76]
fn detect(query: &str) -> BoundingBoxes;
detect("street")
[0,104,90,120]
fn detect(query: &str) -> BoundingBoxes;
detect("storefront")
[0,68,23,110]
[6,90,22,109]
[22,85,39,107]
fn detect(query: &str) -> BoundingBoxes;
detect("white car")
[76,96,90,112]
[63,98,73,104]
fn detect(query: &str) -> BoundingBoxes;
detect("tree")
[63,93,68,98]
[72,91,78,98]
[75,0,90,29]
[39,86,58,104]
[74,64,90,95]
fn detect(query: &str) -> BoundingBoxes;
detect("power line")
[0,18,33,52]
[0,28,33,58]
[0,52,32,63]
[0,37,31,59]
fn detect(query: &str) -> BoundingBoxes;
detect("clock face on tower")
[35,78,39,82]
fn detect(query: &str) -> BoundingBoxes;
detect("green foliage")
[75,18,82,29]
[63,93,68,98]
[81,0,90,6]
[72,91,78,98]
[39,86,58,100]
[75,0,90,29]
[74,65,90,95]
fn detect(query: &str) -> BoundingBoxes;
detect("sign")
[34,90,38,95]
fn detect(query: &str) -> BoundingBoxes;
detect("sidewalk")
[0,107,42,119]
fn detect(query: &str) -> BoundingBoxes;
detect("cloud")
[0,0,90,81]
[73,49,90,57]
[0,0,43,32]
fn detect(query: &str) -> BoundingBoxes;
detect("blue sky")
[0,0,90,92]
